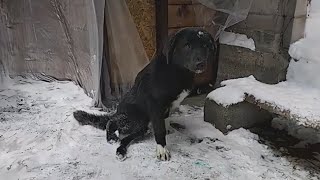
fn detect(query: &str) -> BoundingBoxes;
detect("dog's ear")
[201,30,215,50]
[162,31,181,64]
[208,33,216,50]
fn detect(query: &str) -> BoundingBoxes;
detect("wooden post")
[155,0,168,53]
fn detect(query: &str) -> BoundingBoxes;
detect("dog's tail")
[73,110,110,130]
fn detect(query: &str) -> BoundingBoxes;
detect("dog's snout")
[196,57,202,63]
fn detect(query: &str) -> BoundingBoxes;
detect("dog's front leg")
[153,117,171,161]
[149,105,171,161]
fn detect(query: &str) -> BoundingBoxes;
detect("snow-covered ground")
[0,78,319,180]
[1,1,320,179]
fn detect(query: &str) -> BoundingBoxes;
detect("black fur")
[73,28,216,160]
[73,110,110,130]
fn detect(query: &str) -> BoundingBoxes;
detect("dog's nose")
[196,62,205,69]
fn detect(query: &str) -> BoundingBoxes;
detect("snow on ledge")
[207,76,320,129]
[219,31,256,51]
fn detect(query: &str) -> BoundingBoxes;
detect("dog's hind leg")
[106,113,128,143]
[116,127,148,160]
[106,120,119,143]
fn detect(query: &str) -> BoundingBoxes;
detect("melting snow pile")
[0,78,319,179]
[287,0,320,89]
[219,31,256,51]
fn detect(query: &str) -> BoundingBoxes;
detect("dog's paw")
[116,146,127,161]
[106,132,119,144]
[156,145,171,161]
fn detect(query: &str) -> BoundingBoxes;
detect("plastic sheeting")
[0,0,149,109]
[102,0,149,108]
[0,0,252,108]
[196,0,253,40]
[0,0,106,103]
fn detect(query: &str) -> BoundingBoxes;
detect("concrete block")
[282,0,297,17]
[294,0,308,17]
[225,28,282,53]
[249,0,282,15]
[282,16,307,48]
[204,98,273,134]
[281,0,307,48]
[230,14,284,33]
[291,16,307,42]
[216,45,289,85]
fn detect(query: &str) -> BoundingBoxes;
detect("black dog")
[73,28,216,161]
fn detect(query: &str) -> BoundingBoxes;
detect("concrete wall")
[216,0,308,85]
[204,0,309,133]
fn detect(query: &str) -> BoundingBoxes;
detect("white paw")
[156,145,171,161]
[116,153,127,161]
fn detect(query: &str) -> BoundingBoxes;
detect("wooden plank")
[168,4,196,27]
[168,0,200,5]
[156,0,168,53]
[168,26,196,35]
[168,4,216,28]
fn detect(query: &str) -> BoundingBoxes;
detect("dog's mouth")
[194,62,206,74]
[195,69,204,74]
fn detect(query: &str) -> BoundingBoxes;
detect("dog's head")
[163,28,215,74]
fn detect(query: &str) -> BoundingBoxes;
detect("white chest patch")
[170,89,190,111]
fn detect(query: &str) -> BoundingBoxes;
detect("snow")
[305,0,320,40]
[207,84,245,107]
[287,0,320,89]
[219,31,256,51]
[0,78,319,179]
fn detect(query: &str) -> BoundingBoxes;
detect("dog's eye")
[204,44,211,48]
[184,43,191,49]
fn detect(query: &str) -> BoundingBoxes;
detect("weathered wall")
[216,0,308,85]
